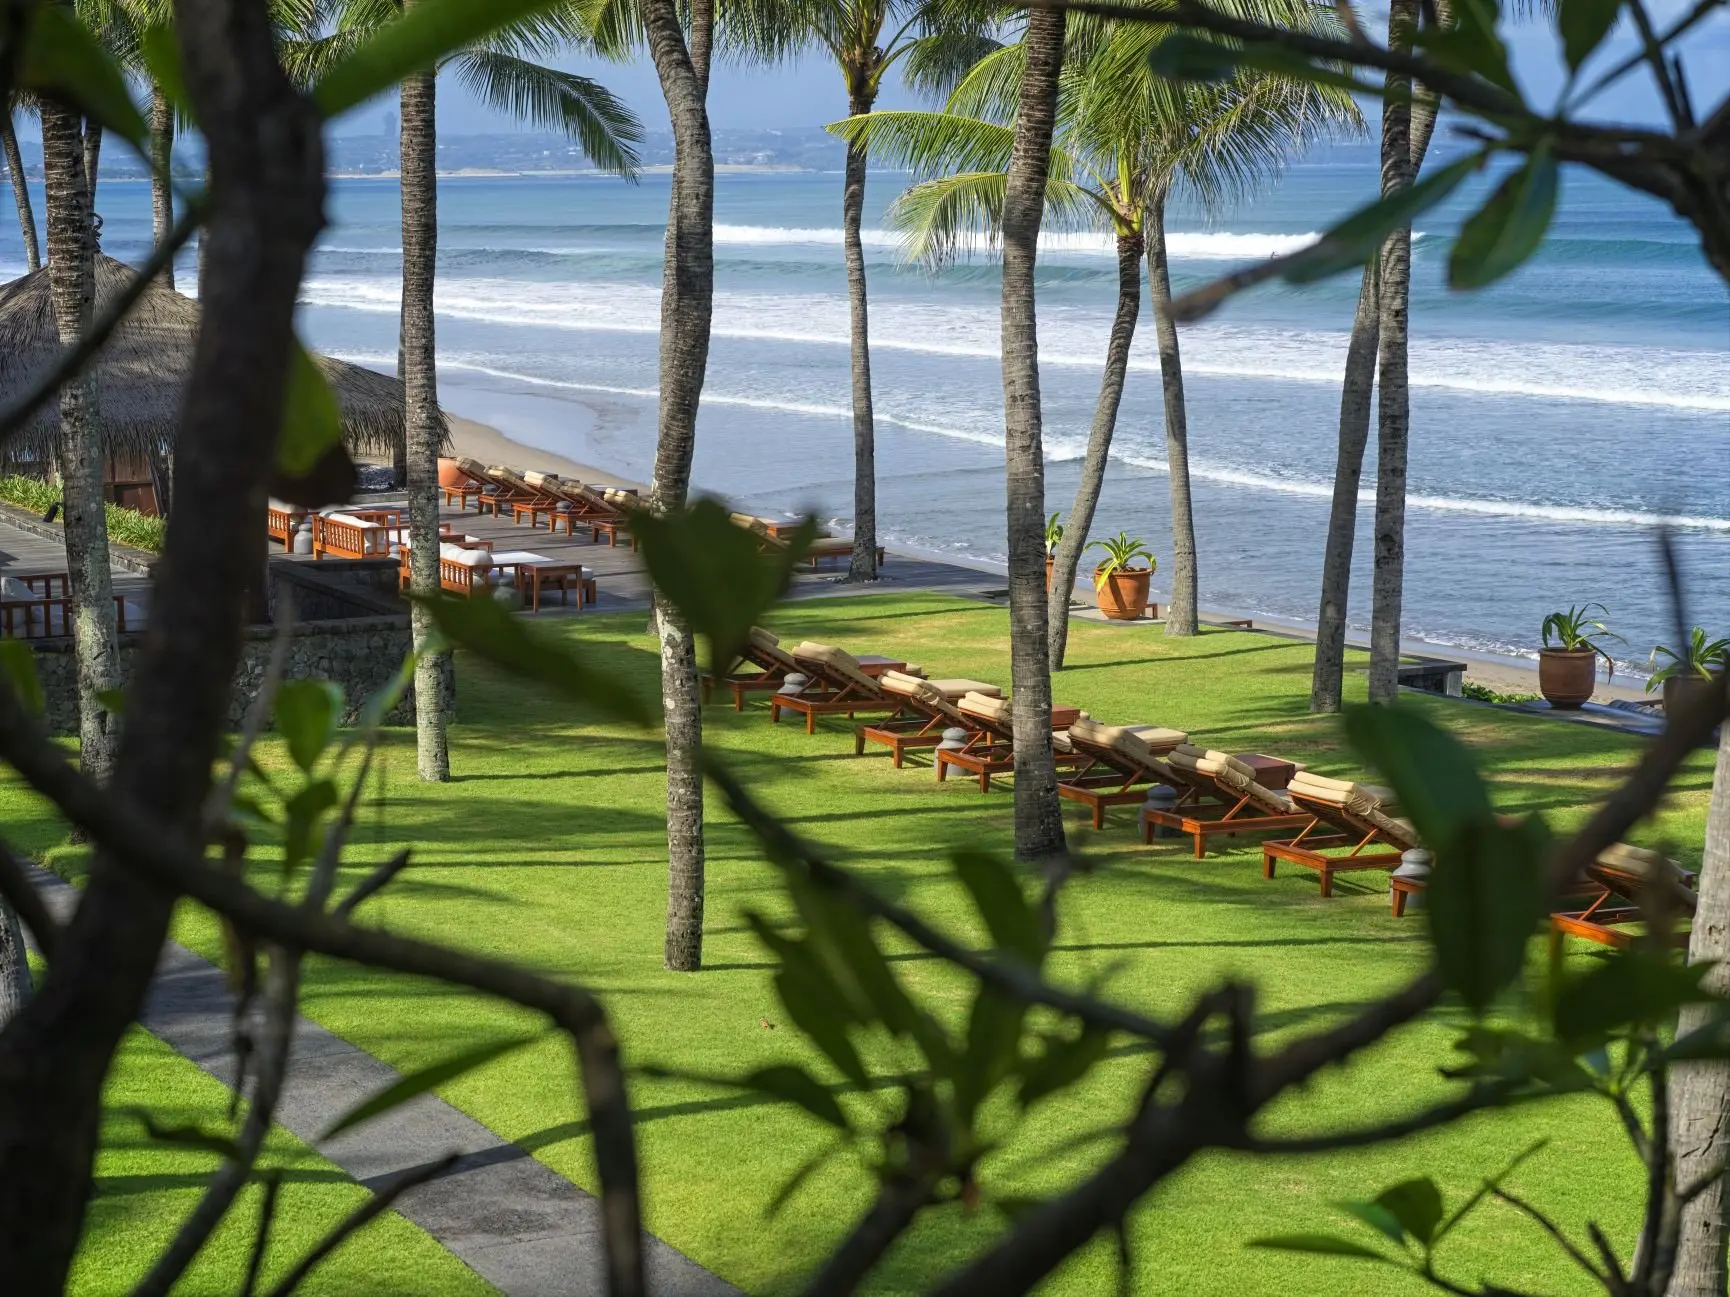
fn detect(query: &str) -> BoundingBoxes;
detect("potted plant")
[1537,604,1623,708]
[1647,627,1729,716]
[1087,532,1156,621]
[1044,513,1064,593]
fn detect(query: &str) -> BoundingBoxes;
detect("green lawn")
[9,592,1712,1295]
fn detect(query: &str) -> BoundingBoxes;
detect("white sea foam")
[339,349,1730,534]
[302,274,1730,414]
[711,224,1322,259]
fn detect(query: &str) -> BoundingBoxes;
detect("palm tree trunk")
[1309,264,1378,712]
[644,0,714,972]
[1311,10,1443,713]
[80,121,100,233]
[3,110,40,272]
[42,97,119,784]
[399,52,449,783]
[0,894,27,1026]
[1671,721,1730,1296]
[1047,229,1143,668]
[1147,197,1197,638]
[1367,0,1419,705]
[150,84,174,291]
[842,78,879,583]
[1000,5,1067,866]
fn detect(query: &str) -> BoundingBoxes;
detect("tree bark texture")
[1367,0,1418,706]
[1000,5,1067,864]
[1670,722,1730,1296]
[1047,229,1142,668]
[3,111,40,272]
[1310,6,1443,713]
[843,79,879,583]
[42,97,119,785]
[150,84,175,291]
[644,0,714,972]
[0,0,326,1277]
[1147,198,1197,638]
[1309,263,1377,713]
[400,60,450,783]
[80,122,100,233]
[0,896,28,1027]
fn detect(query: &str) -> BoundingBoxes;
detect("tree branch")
[0,839,60,960]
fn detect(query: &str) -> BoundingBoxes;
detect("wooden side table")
[1236,753,1298,790]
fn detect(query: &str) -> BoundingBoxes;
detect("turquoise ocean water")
[7,159,1726,671]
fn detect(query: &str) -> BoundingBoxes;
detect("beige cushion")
[1170,744,1258,782]
[792,642,879,694]
[1289,771,1394,814]
[925,678,999,700]
[523,471,561,490]
[1596,841,1683,882]
[438,543,490,567]
[959,692,1011,725]
[455,455,489,477]
[748,626,779,650]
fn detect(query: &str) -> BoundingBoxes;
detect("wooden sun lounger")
[1057,717,1189,830]
[1260,772,1415,897]
[441,456,496,510]
[476,466,558,521]
[701,627,803,710]
[730,513,883,571]
[935,693,1088,792]
[1,572,130,638]
[1139,745,1312,858]
[311,512,403,560]
[768,641,913,734]
[267,499,302,547]
[399,543,495,598]
[1547,844,1696,951]
[854,673,1002,767]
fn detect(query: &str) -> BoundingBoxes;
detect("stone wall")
[30,614,423,735]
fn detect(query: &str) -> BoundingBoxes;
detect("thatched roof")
[0,254,426,462]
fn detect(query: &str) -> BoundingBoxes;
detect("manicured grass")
[73,1029,493,1294]
[11,592,1712,1294]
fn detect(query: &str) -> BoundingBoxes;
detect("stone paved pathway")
[30,867,740,1297]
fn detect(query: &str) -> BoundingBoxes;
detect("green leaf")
[1017,1025,1111,1108]
[21,6,148,147]
[139,24,193,125]
[1553,949,1717,1047]
[130,1110,244,1162]
[1145,33,1376,96]
[1415,0,1517,94]
[283,778,339,873]
[1287,154,1484,285]
[1558,0,1621,70]
[767,1136,849,1216]
[1342,706,1494,854]
[1246,1234,1396,1262]
[322,1036,539,1140]
[0,640,44,717]
[631,499,817,680]
[95,687,126,714]
[278,337,343,478]
[953,850,1046,967]
[1449,146,1559,289]
[991,1195,1048,1222]
[794,886,925,1045]
[1444,1025,1593,1091]
[954,986,1026,1128]
[742,1064,849,1130]
[774,964,870,1088]
[1342,1199,1408,1246]
[314,0,569,119]
[414,594,649,726]
[1427,816,1550,1014]
[1375,1179,1444,1246]
[276,679,345,773]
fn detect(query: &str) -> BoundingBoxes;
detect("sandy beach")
[439,410,1651,707]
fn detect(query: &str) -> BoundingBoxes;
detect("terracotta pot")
[1537,648,1599,709]
[1662,673,1714,719]
[1094,566,1151,621]
[1045,556,1055,593]
[437,457,467,490]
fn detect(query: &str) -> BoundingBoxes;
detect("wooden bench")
[1,573,130,638]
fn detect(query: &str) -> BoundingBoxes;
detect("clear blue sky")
[328,2,1730,137]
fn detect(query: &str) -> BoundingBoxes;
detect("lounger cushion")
[0,576,33,600]
[748,626,779,650]
[322,512,379,530]
[959,692,1011,724]
[489,550,553,565]
[438,543,490,567]
[1596,841,1684,882]
[925,679,999,700]
[1289,771,1394,813]
[791,642,880,694]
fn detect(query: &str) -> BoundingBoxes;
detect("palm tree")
[2,99,40,273]
[836,7,1355,663]
[40,93,120,784]
[1310,0,1445,711]
[742,1,995,583]
[306,0,641,783]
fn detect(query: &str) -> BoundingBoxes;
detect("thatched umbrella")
[0,254,417,467]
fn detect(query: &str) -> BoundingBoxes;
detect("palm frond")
[447,50,643,178]
[714,0,840,65]
[885,169,1103,266]
[941,37,1023,123]
[574,0,645,59]
[898,28,1001,102]
[829,108,1019,178]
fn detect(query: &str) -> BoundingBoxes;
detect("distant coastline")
[326,163,813,179]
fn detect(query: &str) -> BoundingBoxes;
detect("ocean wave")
[713,223,1322,260]
[301,274,1730,414]
[361,350,1730,533]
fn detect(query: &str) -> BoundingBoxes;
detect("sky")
[326,3,1730,138]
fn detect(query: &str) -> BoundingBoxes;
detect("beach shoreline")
[439,411,1650,706]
